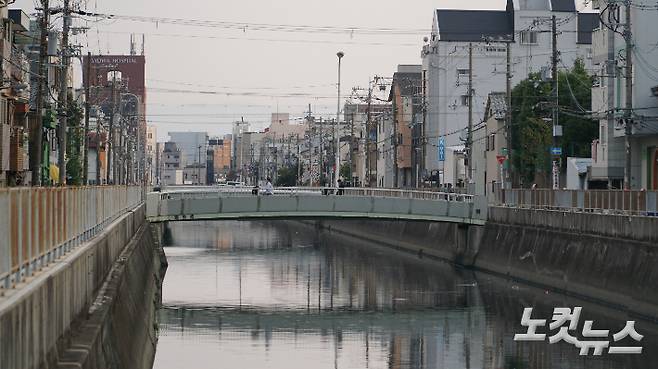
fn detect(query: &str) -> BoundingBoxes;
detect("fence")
[0,186,143,289]
[158,186,474,203]
[495,188,658,216]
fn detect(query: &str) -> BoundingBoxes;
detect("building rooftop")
[550,0,576,12]
[577,12,599,44]
[485,92,508,120]
[389,71,422,101]
[436,9,514,42]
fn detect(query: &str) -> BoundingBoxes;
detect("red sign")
[496,155,507,165]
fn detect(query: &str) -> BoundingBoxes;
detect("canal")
[152,220,658,369]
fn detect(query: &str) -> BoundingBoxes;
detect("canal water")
[152,220,658,369]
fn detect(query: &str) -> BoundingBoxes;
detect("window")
[460,95,469,106]
[484,46,506,53]
[457,68,469,77]
[520,31,538,45]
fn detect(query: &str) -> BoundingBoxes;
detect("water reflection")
[153,220,658,369]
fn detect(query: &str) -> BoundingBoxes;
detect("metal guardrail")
[495,188,658,216]
[0,186,144,290]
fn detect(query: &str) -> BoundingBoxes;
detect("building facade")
[421,0,597,185]
[161,141,183,185]
[589,0,658,189]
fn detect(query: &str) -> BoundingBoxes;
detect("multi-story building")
[231,120,250,176]
[161,141,183,185]
[389,65,423,187]
[589,0,658,189]
[83,54,146,185]
[86,111,108,185]
[208,135,232,183]
[344,103,392,186]
[183,164,206,185]
[0,9,31,186]
[145,125,157,185]
[473,92,508,199]
[168,132,208,167]
[421,0,598,185]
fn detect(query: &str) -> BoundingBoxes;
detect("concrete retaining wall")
[316,208,658,322]
[55,222,167,369]
[489,206,658,243]
[0,204,165,369]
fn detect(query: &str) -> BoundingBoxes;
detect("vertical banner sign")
[438,137,445,162]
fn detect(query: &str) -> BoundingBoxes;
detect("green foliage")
[66,96,84,185]
[339,163,351,181]
[276,165,299,186]
[511,59,597,186]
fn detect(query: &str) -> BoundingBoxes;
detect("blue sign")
[438,138,446,162]
[551,147,562,156]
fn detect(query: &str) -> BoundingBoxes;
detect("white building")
[421,0,598,185]
[589,0,658,189]
[473,92,508,199]
[145,125,157,185]
[161,142,183,185]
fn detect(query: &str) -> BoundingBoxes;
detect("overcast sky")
[13,0,585,141]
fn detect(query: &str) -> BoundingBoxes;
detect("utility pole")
[365,83,373,187]
[107,73,116,184]
[551,14,560,190]
[335,51,344,188]
[623,2,633,189]
[296,133,301,185]
[57,0,71,185]
[505,41,513,188]
[31,0,49,186]
[467,42,474,184]
[197,145,202,185]
[393,101,399,188]
[421,68,427,188]
[605,2,616,189]
[84,52,91,184]
[349,111,355,184]
[319,118,324,185]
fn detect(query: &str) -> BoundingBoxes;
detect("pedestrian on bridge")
[263,178,274,195]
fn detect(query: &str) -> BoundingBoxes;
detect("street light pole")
[335,51,344,189]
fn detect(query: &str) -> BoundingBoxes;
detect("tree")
[66,95,84,185]
[339,163,350,182]
[511,59,597,186]
[276,165,300,186]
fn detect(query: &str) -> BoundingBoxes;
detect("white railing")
[0,186,144,290]
[157,186,474,202]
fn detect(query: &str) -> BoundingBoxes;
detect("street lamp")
[335,51,344,189]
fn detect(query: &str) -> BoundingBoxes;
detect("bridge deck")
[146,187,488,225]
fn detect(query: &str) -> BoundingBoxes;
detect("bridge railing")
[157,186,473,202]
[342,188,474,202]
[0,186,143,289]
[495,188,658,216]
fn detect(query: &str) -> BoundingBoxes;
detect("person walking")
[263,177,274,195]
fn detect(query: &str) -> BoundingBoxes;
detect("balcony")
[7,47,31,102]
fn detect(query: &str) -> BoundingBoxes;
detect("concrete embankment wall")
[0,204,167,369]
[314,207,658,321]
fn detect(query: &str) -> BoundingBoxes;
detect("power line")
[74,11,430,35]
